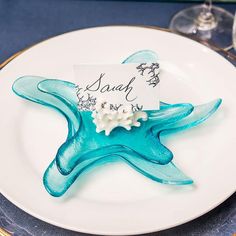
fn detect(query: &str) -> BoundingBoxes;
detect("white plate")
[0,26,235,235]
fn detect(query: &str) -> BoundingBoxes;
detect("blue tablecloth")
[0,0,235,235]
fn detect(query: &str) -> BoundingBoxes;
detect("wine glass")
[169,0,234,50]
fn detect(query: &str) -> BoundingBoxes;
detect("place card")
[74,63,160,111]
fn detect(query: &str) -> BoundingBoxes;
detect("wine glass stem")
[195,0,217,31]
[203,0,212,13]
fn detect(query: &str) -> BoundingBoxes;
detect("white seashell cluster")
[92,100,148,136]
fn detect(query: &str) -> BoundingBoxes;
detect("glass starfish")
[12,50,222,197]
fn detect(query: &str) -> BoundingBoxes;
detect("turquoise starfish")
[12,50,221,197]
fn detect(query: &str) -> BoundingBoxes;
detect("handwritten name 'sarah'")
[83,73,137,102]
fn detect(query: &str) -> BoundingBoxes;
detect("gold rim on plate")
[0,227,11,236]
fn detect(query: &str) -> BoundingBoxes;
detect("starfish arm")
[12,76,80,138]
[38,79,78,108]
[44,152,192,197]
[146,103,193,126]
[122,50,159,64]
[55,140,125,175]
[43,156,116,197]
[36,80,97,175]
[121,153,193,185]
[37,79,97,175]
[152,99,222,135]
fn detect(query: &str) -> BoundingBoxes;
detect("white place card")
[74,63,160,111]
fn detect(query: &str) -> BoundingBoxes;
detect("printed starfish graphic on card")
[12,50,222,197]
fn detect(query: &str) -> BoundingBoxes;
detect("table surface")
[0,0,235,235]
